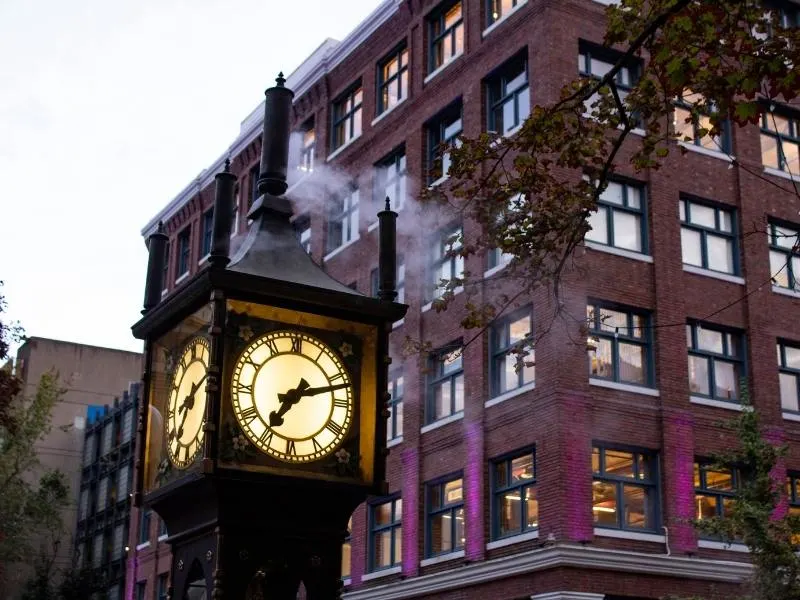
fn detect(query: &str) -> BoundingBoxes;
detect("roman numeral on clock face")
[312,437,323,453]
[265,338,279,355]
[258,429,274,447]
[325,421,343,437]
[237,382,253,396]
[286,439,296,456]
[329,372,344,383]
[333,396,349,408]
[239,406,258,424]
[290,335,302,353]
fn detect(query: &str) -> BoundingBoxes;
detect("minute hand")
[300,382,350,396]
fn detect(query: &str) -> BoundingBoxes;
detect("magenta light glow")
[401,447,419,577]
[465,421,484,561]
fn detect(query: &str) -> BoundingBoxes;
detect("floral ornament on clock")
[219,420,257,463]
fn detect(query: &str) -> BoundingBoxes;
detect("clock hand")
[189,373,208,399]
[299,382,350,397]
[268,378,310,427]
[176,394,195,440]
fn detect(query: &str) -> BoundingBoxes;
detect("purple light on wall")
[401,447,419,577]
[668,411,696,553]
[465,421,484,561]
[125,554,139,600]
[564,394,592,541]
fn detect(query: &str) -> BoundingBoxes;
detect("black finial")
[224,157,231,172]
[276,72,286,87]
[384,196,391,211]
[157,220,164,233]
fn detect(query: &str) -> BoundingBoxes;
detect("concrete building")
[132,0,800,598]
[8,337,141,598]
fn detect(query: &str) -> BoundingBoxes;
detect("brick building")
[132,0,800,598]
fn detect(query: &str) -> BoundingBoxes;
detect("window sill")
[482,0,528,38]
[690,395,750,411]
[342,577,352,587]
[421,411,464,434]
[682,264,744,285]
[421,287,464,313]
[135,542,150,551]
[424,52,464,86]
[323,236,360,262]
[161,288,168,297]
[486,529,539,550]
[420,549,465,567]
[764,166,800,182]
[327,134,362,163]
[585,241,653,263]
[697,539,749,553]
[783,411,800,422]
[484,261,510,278]
[361,565,402,581]
[589,379,659,397]
[428,174,450,189]
[593,528,665,543]
[485,382,536,408]
[387,436,404,448]
[157,534,168,542]
[198,254,210,267]
[392,318,405,330]
[371,98,408,126]
[677,141,734,163]
[773,285,800,299]
[174,272,190,286]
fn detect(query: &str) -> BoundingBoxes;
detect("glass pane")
[511,455,534,481]
[674,107,694,141]
[613,210,642,251]
[706,234,734,273]
[454,374,464,412]
[623,484,648,529]
[618,342,645,384]
[784,140,800,174]
[627,185,642,209]
[689,203,716,228]
[688,355,710,395]
[374,502,392,527]
[434,382,451,419]
[722,497,736,518]
[586,206,609,244]
[373,530,393,568]
[445,479,463,504]
[774,224,799,249]
[599,308,627,333]
[695,494,718,520]
[525,487,538,528]
[494,461,509,488]
[694,463,702,487]
[454,507,465,549]
[509,315,530,343]
[786,346,800,369]
[430,513,451,554]
[500,354,519,393]
[601,181,624,205]
[681,228,703,266]
[780,372,799,411]
[341,540,351,577]
[592,447,601,473]
[636,454,651,480]
[394,527,402,565]
[518,88,530,125]
[441,350,462,374]
[395,401,404,437]
[771,250,790,287]
[592,481,618,526]
[718,211,733,233]
[705,468,733,490]
[589,337,613,378]
[503,100,516,134]
[605,450,635,478]
[352,107,362,138]
[498,490,522,535]
[697,328,723,353]
[590,57,613,77]
[714,360,739,399]
[445,2,462,27]
[761,134,780,169]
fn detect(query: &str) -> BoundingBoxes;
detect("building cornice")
[141,0,401,240]
[343,543,751,600]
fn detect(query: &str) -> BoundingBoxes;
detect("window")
[491,450,537,539]
[161,241,170,292]
[427,102,462,183]
[787,472,800,519]
[294,215,311,254]
[427,476,464,556]
[176,227,191,279]
[200,208,214,258]
[488,193,525,269]
[427,345,464,423]
[159,518,168,538]
[83,433,97,467]
[680,198,738,275]
[673,90,730,153]
[139,509,152,545]
[102,421,113,455]
[592,446,659,531]
[298,119,315,174]
[761,108,800,175]
[157,573,168,600]
[779,341,800,412]
[429,1,464,73]
[326,187,359,254]
[490,307,534,395]
[135,582,146,600]
[117,465,129,500]
[487,52,530,135]
[248,163,260,209]
[122,408,133,443]
[488,0,523,26]
[232,184,240,236]
[370,257,405,304]
[769,221,800,290]
[378,45,409,114]
[97,477,108,511]
[587,303,652,386]
[108,584,120,600]
[113,523,125,559]
[694,461,737,529]
[428,224,464,301]
[79,489,88,520]
[374,148,407,211]
[579,43,640,123]
[687,322,744,400]
[93,533,103,567]
[369,497,402,571]
[586,180,647,253]
[342,516,352,579]
[332,83,363,151]
[387,369,404,440]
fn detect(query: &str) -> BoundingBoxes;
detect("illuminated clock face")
[230,330,354,463]
[166,337,210,469]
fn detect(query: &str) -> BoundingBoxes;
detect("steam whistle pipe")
[142,222,168,313]
[258,73,295,197]
[377,197,398,303]
[209,159,236,268]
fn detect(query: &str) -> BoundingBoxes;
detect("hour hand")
[300,382,350,396]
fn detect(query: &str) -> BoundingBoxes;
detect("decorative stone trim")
[485,382,536,408]
[593,527,666,543]
[361,565,402,581]
[486,529,539,550]
[419,549,465,567]
[420,412,463,434]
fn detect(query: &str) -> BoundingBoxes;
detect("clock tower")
[132,74,406,599]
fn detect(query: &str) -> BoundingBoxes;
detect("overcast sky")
[0,0,381,356]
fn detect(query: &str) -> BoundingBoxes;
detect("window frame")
[686,321,745,401]
[787,471,800,517]
[768,220,800,290]
[673,91,731,153]
[331,82,364,151]
[139,509,152,545]
[486,51,530,135]
[427,223,464,301]
[586,178,648,254]
[679,197,739,275]
[779,340,800,413]
[578,42,641,125]
[377,43,410,115]
[374,147,407,212]
[592,444,660,533]
[428,0,464,74]
[490,447,537,540]
[200,208,214,258]
[157,573,169,600]
[487,0,522,26]
[489,306,535,396]
[760,106,800,174]
[176,227,191,279]
[425,473,465,557]
[325,186,360,254]
[161,241,170,292]
[426,343,464,424]
[298,118,316,174]
[694,460,739,536]
[426,101,463,184]
[294,214,311,254]
[368,495,403,572]
[387,368,404,441]
[586,301,653,387]
[248,163,260,209]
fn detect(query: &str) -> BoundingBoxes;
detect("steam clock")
[132,75,406,599]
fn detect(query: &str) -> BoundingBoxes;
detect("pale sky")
[0,0,382,356]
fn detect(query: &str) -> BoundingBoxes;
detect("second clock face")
[166,337,210,469]
[230,330,354,463]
